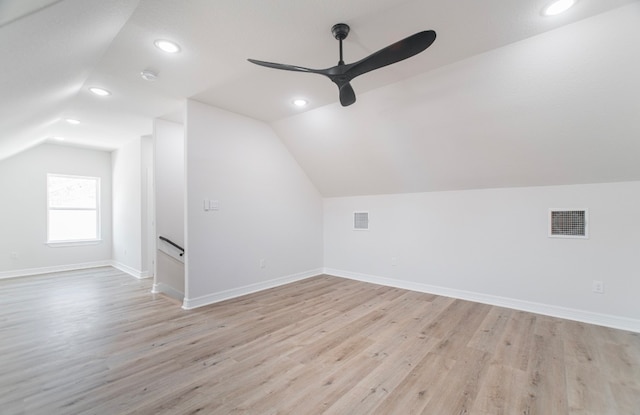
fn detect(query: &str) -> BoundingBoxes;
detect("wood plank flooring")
[1,267,639,414]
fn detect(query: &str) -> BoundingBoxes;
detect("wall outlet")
[259,259,266,269]
[592,280,604,294]
[391,257,398,266]
[10,252,18,260]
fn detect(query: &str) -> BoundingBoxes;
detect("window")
[47,174,100,243]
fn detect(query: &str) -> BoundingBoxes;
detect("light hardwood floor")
[1,267,639,414]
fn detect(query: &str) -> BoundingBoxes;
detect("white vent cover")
[549,209,588,238]
[353,212,369,230]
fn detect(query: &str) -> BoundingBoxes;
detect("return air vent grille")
[549,209,588,238]
[353,212,369,230]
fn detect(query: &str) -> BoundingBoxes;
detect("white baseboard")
[182,268,323,310]
[324,268,640,334]
[0,260,112,280]
[111,261,150,279]
[152,282,184,302]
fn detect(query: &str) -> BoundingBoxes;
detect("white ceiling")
[1,0,639,195]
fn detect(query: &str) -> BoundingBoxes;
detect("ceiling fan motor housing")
[331,23,350,40]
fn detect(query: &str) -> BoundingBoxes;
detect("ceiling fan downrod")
[331,23,350,66]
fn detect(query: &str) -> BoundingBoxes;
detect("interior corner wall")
[324,182,640,331]
[111,138,143,276]
[140,135,153,277]
[184,100,323,305]
[153,119,185,297]
[0,143,112,276]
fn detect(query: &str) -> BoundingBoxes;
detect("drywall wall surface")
[153,119,185,294]
[141,135,153,277]
[324,182,640,322]
[112,138,142,275]
[0,143,112,273]
[184,100,323,302]
[155,250,184,299]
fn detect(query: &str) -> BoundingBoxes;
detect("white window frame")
[47,173,101,245]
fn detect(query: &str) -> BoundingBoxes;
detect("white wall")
[0,143,112,276]
[141,135,153,277]
[183,100,323,307]
[324,182,640,331]
[153,119,185,297]
[111,138,143,277]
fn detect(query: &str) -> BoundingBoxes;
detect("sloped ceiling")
[1,0,639,196]
[274,5,640,196]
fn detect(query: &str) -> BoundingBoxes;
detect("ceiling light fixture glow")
[65,118,80,125]
[51,136,65,141]
[154,39,181,53]
[542,0,576,16]
[293,99,308,107]
[89,87,111,96]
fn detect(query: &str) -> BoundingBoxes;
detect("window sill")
[46,240,102,248]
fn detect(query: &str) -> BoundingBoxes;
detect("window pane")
[49,210,97,241]
[48,176,97,208]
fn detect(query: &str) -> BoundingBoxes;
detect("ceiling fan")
[248,24,436,107]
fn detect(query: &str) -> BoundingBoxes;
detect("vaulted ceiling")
[1,0,639,196]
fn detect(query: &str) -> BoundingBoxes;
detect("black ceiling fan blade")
[247,58,323,75]
[339,82,356,107]
[344,30,436,80]
[248,26,435,107]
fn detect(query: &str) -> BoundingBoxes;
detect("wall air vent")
[353,212,369,230]
[549,209,588,239]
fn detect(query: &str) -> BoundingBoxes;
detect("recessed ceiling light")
[542,0,577,16]
[65,118,80,125]
[140,69,158,81]
[292,99,308,107]
[89,87,111,96]
[154,39,181,54]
